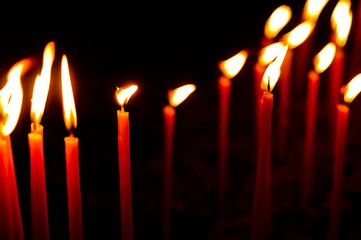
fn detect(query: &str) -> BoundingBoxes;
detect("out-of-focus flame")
[302,0,329,21]
[342,73,361,103]
[168,84,196,107]
[261,45,289,92]
[258,42,285,66]
[30,41,56,125]
[115,85,138,111]
[281,21,314,49]
[313,42,336,73]
[331,0,352,48]
[264,5,292,39]
[0,58,32,136]
[61,54,77,132]
[219,50,248,78]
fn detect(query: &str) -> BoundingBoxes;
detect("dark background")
[2,1,361,239]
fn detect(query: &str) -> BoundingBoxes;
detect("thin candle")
[218,50,247,205]
[115,84,138,240]
[163,84,195,240]
[61,54,83,240]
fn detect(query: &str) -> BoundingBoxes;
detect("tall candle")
[61,55,83,240]
[163,84,196,240]
[115,85,138,240]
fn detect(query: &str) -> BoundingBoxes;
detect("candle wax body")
[329,49,345,124]
[253,63,266,142]
[117,110,133,240]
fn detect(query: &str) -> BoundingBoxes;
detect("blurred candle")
[329,73,361,240]
[115,84,138,240]
[61,55,83,240]
[163,84,195,240]
[302,42,336,209]
[28,41,55,240]
[217,50,247,204]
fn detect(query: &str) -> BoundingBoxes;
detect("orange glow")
[261,45,288,92]
[342,73,361,103]
[219,50,248,78]
[168,84,196,107]
[302,0,329,21]
[0,58,32,136]
[281,21,314,49]
[30,41,56,125]
[115,85,138,111]
[258,42,285,66]
[264,5,292,39]
[331,0,352,48]
[313,42,336,73]
[61,55,77,132]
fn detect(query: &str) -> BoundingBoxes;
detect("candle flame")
[281,21,314,49]
[264,5,292,39]
[115,85,138,111]
[313,42,336,73]
[258,41,285,66]
[261,45,288,92]
[218,50,248,78]
[0,58,32,136]
[331,0,352,48]
[302,0,329,21]
[30,41,56,125]
[342,73,361,103]
[61,54,77,132]
[168,84,196,107]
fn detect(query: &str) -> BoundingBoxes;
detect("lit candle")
[114,84,138,240]
[251,45,287,240]
[217,50,247,204]
[302,42,336,209]
[61,54,83,240]
[28,41,55,240]
[163,84,196,240]
[328,73,361,240]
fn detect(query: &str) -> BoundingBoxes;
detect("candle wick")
[340,86,346,105]
[267,76,271,92]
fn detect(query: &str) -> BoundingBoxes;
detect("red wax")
[65,135,83,240]
[253,63,266,141]
[117,110,133,240]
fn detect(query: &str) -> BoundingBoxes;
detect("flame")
[261,45,288,92]
[258,42,285,66]
[30,41,56,125]
[168,84,196,107]
[264,5,292,39]
[115,85,138,110]
[61,55,77,131]
[218,50,248,78]
[331,0,352,48]
[342,73,361,103]
[313,42,336,73]
[281,21,314,49]
[302,0,329,21]
[0,59,32,136]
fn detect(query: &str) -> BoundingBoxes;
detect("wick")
[340,86,346,105]
[267,76,271,92]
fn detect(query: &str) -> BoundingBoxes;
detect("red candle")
[163,84,196,240]
[61,54,83,240]
[115,85,138,240]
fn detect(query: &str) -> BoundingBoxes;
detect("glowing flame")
[313,42,336,73]
[302,0,329,21]
[61,55,77,132]
[261,45,288,92]
[342,73,361,103]
[168,84,196,107]
[258,41,285,66]
[281,21,314,49]
[264,5,292,39]
[218,50,248,78]
[30,41,56,125]
[0,59,32,136]
[331,0,352,48]
[115,85,138,110]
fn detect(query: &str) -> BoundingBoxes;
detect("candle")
[61,54,83,240]
[114,85,138,240]
[329,73,361,240]
[217,50,247,204]
[163,84,195,240]
[302,42,336,209]
[251,45,287,240]
[28,41,55,240]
